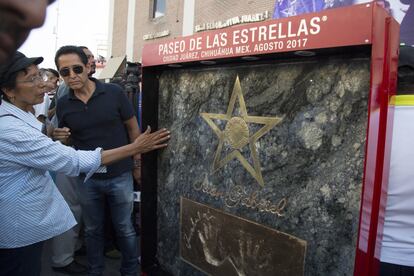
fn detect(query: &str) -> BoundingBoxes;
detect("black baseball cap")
[399,45,414,69]
[0,51,43,87]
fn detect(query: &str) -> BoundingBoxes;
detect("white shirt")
[33,93,50,118]
[380,98,414,266]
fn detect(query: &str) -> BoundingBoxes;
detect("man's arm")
[124,116,142,182]
[124,115,141,145]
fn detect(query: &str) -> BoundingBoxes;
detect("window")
[152,0,165,18]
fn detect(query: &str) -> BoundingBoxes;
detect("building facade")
[108,0,413,63]
[109,0,275,62]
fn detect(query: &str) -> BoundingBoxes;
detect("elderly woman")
[0,52,169,276]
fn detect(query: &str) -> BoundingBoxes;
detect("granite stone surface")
[156,56,370,275]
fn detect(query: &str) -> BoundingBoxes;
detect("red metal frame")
[140,3,400,275]
[354,4,399,276]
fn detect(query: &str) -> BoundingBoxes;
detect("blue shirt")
[0,101,102,248]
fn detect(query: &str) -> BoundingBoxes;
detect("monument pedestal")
[140,4,399,275]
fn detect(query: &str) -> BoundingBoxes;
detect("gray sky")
[19,0,110,69]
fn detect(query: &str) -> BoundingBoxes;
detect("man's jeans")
[77,172,138,276]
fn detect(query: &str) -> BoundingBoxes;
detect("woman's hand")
[101,126,170,166]
[131,126,170,155]
[52,127,71,144]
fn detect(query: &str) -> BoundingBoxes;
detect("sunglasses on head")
[59,65,84,77]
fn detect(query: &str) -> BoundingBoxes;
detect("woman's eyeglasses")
[59,65,84,77]
[16,72,48,85]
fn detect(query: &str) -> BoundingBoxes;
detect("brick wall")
[111,0,277,61]
[195,0,275,27]
[132,0,184,61]
[111,0,128,57]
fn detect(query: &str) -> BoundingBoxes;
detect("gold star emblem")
[200,76,284,187]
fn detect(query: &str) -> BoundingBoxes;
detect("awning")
[97,56,126,80]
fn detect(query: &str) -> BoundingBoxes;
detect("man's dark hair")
[78,46,88,50]
[54,45,88,69]
[47,68,59,78]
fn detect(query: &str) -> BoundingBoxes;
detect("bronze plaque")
[200,76,284,187]
[180,197,307,276]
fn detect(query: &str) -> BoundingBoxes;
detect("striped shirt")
[0,101,102,248]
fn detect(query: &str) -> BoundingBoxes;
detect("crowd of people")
[0,0,413,276]
[0,1,170,276]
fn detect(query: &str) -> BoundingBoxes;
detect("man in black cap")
[0,0,56,64]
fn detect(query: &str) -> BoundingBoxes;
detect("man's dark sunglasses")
[59,65,84,77]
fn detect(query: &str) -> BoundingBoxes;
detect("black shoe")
[52,260,87,274]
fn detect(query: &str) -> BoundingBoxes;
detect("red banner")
[142,3,374,67]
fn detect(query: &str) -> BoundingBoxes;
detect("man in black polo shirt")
[49,46,97,274]
[54,45,140,276]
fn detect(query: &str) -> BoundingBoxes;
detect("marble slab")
[156,55,370,275]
